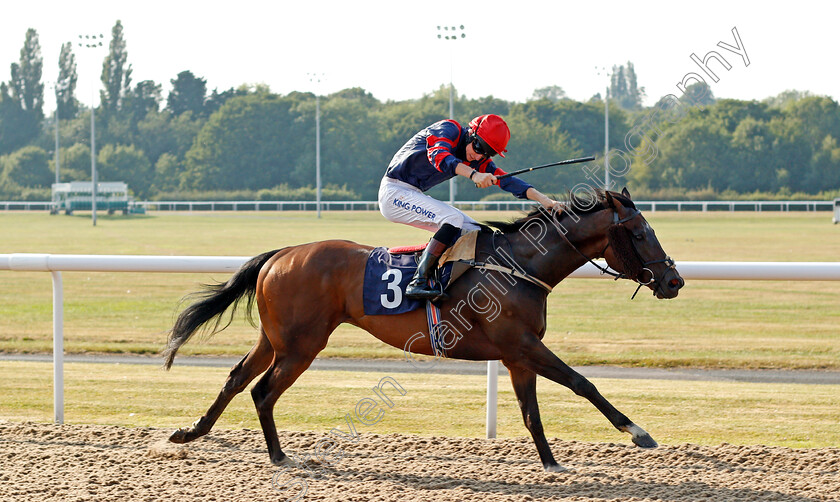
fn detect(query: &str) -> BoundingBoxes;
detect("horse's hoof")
[271,455,295,467]
[168,428,194,444]
[544,463,570,473]
[621,423,658,449]
[632,433,658,449]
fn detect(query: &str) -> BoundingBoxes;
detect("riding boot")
[405,238,450,301]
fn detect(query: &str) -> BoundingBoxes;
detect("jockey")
[379,113,559,301]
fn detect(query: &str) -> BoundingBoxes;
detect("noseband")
[552,206,676,299]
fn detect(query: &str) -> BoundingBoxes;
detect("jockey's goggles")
[472,136,497,158]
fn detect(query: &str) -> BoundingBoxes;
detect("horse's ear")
[621,187,632,199]
[604,190,619,211]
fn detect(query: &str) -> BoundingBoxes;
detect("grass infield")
[1,361,837,448]
[1,210,839,369]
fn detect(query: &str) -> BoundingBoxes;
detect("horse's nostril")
[669,277,684,289]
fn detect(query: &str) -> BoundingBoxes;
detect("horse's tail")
[163,248,282,370]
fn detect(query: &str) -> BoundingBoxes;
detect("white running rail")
[3,254,840,434]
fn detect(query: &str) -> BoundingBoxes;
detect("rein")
[551,206,674,299]
[451,231,554,294]
[551,208,632,280]
[456,258,553,293]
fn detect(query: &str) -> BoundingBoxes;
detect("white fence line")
[1,199,835,212]
[133,200,834,213]
[3,253,840,434]
[0,201,54,210]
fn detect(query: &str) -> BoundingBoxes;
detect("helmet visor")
[472,136,498,157]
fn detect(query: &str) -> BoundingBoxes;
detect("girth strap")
[454,259,553,294]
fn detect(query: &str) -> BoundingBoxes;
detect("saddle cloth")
[362,230,479,316]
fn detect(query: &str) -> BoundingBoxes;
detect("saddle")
[389,230,480,287]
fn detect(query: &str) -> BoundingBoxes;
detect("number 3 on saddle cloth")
[362,230,478,315]
[362,231,478,356]
[362,247,452,315]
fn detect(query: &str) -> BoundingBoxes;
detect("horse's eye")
[634,233,644,240]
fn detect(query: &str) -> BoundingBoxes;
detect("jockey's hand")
[473,172,497,188]
[548,200,565,213]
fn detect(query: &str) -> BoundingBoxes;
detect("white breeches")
[378,177,481,233]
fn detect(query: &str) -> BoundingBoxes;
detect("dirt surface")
[1,421,838,501]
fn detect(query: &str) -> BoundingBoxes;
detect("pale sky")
[2,0,837,111]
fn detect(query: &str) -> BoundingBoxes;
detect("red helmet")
[469,114,510,158]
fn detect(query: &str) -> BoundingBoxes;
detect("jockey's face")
[466,142,487,163]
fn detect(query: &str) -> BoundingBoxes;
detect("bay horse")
[163,188,683,472]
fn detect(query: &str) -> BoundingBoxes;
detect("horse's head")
[600,188,684,299]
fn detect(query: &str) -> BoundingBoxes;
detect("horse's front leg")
[503,364,567,472]
[508,336,657,449]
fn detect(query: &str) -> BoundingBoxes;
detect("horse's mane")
[485,189,636,234]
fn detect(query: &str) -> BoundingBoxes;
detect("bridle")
[551,205,676,299]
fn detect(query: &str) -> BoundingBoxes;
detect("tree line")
[1,22,838,202]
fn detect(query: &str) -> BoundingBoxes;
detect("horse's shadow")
[308,460,817,502]
[186,436,822,501]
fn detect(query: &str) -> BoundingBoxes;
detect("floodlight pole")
[308,73,324,219]
[605,86,610,190]
[596,66,613,191]
[91,88,97,226]
[51,80,70,207]
[77,33,105,226]
[54,90,60,185]
[436,24,466,206]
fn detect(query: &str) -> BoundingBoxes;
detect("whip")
[496,155,596,181]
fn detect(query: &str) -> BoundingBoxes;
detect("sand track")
[1,421,838,501]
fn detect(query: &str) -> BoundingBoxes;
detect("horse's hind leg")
[169,327,274,444]
[251,352,318,466]
[508,336,657,449]
[504,364,565,472]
